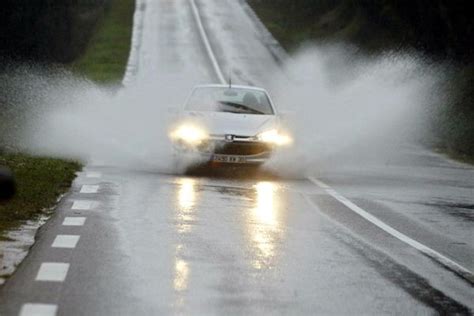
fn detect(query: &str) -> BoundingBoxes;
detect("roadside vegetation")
[0,154,80,238]
[248,0,474,158]
[73,0,135,83]
[0,0,135,238]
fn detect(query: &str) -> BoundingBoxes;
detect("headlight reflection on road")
[176,178,197,234]
[254,182,277,226]
[174,257,189,292]
[249,181,282,270]
[173,245,190,308]
[173,178,198,306]
[178,178,196,211]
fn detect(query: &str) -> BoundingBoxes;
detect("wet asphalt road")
[1,0,473,315]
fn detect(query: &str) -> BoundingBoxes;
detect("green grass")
[0,1,136,239]
[0,153,81,239]
[73,0,135,83]
[445,151,474,166]
[434,143,474,166]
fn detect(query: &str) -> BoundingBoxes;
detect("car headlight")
[170,124,207,145]
[257,129,292,146]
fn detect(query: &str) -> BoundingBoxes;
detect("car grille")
[198,141,272,156]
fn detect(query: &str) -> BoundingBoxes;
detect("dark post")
[0,166,16,201]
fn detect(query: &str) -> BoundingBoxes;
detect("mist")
[2,46,444,177]
[4,67,203,172]
[264,46,441,177]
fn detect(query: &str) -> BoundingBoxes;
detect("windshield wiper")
[218,101,264,114]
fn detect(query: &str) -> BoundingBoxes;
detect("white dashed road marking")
[35,263,69,282]
[51,235,80,249]
[71,200,94,210]
[86,171,102,178]
[62,217,86,226]
[19,303,58,316]
[80,185,99,194]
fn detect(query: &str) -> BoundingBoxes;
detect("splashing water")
[263,46,440,177]
[2,46,442,176]
[4,67,205,172]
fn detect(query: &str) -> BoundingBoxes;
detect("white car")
[169,84,292,167]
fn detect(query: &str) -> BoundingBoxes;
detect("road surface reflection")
[248,181,284,270]
[176,178,196,234]
[174,178,197,307]
[172,177,286,304]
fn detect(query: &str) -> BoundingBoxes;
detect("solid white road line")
[79,185,99,194]
[62,217,86,226]
[20,303,58,316]
[35,263,69,282]
[51,235,80,249]
[71,200,94,210]
[122,0,146,85]
[189,0,226,84]
[308,176,474,283]
[179,0,474,286]
[86,171,102,178]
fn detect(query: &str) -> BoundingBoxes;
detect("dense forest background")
[0,0,110,64]
[0,0,112,148]
[249,0,474,156]
[249,0,473,62]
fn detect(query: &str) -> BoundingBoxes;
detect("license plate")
[212,155,247,163]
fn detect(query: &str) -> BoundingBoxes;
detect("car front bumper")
[204,152,271,164]
[173,136,273,165]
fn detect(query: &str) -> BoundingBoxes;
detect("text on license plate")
[212,155,247,163]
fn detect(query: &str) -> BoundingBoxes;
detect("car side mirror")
[0,166,16,201]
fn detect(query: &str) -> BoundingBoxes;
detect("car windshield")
[185,87,274,115]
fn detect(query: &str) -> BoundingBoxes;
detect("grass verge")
[0,0,135,238]
[73,0,135,83]
[435,148,474,166]
[0,154,80,239]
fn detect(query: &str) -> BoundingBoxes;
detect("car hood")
[181,111,278,136]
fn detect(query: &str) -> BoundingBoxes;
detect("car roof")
[193,84,268,92]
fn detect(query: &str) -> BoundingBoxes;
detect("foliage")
[0,0,134,238]
[0,153,80,238]
[73,0,135,82]
[249,0,474,157]
[0,0,110,63]
[249,0,473,62]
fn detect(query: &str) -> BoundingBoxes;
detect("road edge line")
[190,0,474,285]
[238,0,290,64]
[122,0,146,86]
[308,176,474,285]
[189,0,226,84]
